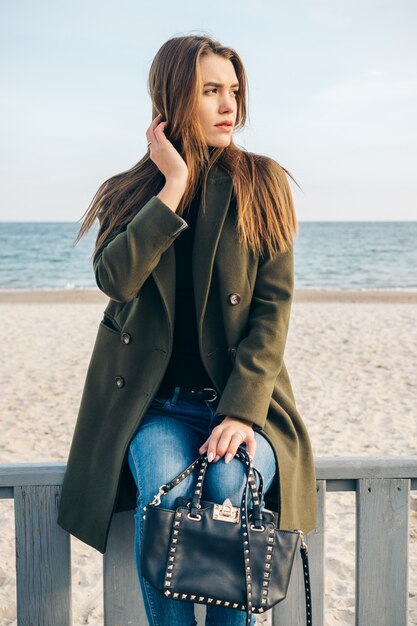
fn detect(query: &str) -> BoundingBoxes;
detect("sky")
[1,0,416,222]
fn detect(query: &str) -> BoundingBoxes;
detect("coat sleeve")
[214,242,294,431]
[93,196,188,302]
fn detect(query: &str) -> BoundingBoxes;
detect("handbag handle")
[187,447,264,526]
[150,446,264,521]
[150,445,265,528]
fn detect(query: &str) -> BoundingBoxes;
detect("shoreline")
[0,288,416,304]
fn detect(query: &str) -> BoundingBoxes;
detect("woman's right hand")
[146,113,188,183]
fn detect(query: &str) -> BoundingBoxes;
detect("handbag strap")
[237,446,312,626]
[149,446,312,626]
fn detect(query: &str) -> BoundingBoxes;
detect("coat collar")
[151,161,234,338]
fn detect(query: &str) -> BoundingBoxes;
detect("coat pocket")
[100,312,122,335]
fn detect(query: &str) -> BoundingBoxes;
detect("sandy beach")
[0,288,416,625]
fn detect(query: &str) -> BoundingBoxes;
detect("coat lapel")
[151,162,234,338]
[192,165,234,327]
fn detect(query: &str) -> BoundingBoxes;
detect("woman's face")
[197,53,239,148]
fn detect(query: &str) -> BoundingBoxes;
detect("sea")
[0,221,416,291]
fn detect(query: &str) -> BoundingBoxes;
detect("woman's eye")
[205,89,239,96]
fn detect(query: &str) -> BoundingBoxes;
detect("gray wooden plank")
[272,479,325,625]
[195,603,206,625]
[1,458,417,488]
[103,510,147,626]
[0,463,66,487]
[14,485,71,626]
[315,457,417,480]
[356,478,409,626]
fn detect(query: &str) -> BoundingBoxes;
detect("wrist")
[164,175,188,190]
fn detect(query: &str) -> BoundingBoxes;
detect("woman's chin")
[206,138,231,149]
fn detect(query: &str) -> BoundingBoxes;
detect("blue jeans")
[128,386,277,626]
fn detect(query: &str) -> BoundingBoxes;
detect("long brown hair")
[75,34,301,259]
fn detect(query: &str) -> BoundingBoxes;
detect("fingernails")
[207,452,214,462]
[225,452,233,464]
[214,455,220,462]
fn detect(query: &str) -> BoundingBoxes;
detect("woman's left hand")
[198,416,256,464]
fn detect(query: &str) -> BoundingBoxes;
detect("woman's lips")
[215,124,233,131]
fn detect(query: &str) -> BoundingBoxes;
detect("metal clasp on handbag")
[150,485,168,506]
[213,498,240,523]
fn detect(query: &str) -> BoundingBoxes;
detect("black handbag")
[140,445,312,626]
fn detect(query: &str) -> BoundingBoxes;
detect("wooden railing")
[1,457,416,626]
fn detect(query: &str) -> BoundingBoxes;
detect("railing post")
[356,477,409,626]
[103,510,147,625]
[14,485,71,626]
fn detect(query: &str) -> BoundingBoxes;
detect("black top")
[156,179,213,391]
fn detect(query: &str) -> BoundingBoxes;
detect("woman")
[58,34,317,626]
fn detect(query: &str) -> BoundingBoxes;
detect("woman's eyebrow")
[203,81,240,88]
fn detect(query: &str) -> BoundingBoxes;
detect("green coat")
[57,162,317,553]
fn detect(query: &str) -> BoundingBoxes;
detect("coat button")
[121,332,131,344]
[229,293,241,305]
[115,376,125,388]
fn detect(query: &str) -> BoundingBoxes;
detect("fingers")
[224,431,250,464]
[246,438,256,461]
[198,419,256,465]
[146,113,167,147]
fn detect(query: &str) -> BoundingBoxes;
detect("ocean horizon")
[0,221,416,291]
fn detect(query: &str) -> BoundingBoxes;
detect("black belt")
[156,384,219,403]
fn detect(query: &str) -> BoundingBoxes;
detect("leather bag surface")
[140,445,312,626]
